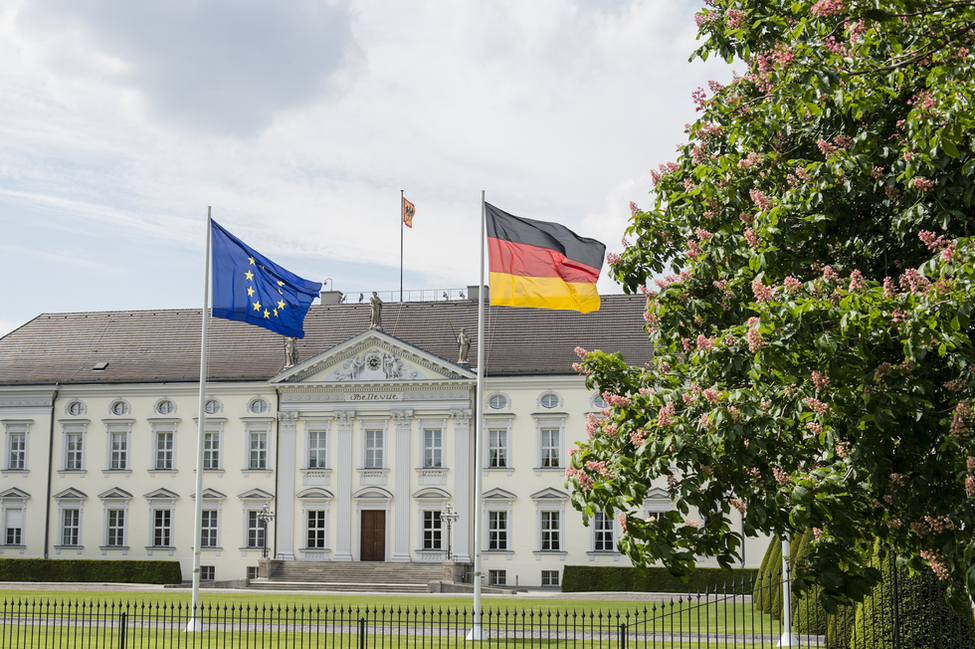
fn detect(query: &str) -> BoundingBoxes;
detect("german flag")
[486,203,605,313]
[403,197,415,228]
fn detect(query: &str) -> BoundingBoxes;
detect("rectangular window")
[308,431,327,468]
[423,429,442,468]
[364,430,384,469]
[489,570,506,586]
[155,432,174,470]
[307,511,327,548]
[203,432,220,470]
[488,429,507,468]
[110,433,127,470]
[201,566,215,581]
[8,433,25,470]
[593,512,614,551]
[423,510,442,550]
[540,429,560,467]
[62,509,80,546]
[107,510,125,547]
[249,432,267,470]
[153,509,172,547]
[5,508,23,545]
[201,510,218,548]
[65,434,84,470]
[488,511,508,551]
[541,570,560,587]
[247,510,265,549]
[541,511,560,551]
[247,566,259,580]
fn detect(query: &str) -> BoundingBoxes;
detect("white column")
[451,408,473,563]
[276,411,298,561]
[391,409,413,562]
[334,410,355,561]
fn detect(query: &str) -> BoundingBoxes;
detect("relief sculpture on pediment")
[327,352,421,381]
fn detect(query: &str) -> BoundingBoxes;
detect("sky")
[0,0,732,337]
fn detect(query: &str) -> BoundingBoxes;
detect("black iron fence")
[1,570,972,648]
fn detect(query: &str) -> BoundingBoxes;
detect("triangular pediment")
[0,487,30,500]
[484,488,517,501]
[192,488,227,501]
[530,487,569,501]
[272,330,475,384]
[144,488,179,501]
[54,488,88,501]
[99,488,133,501]
[238,488,273,501]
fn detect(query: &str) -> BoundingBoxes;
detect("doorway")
[360,510,386,561]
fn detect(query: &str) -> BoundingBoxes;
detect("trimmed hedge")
[754,537,782,615]
[561,565,758,593]
[0,559,181,584]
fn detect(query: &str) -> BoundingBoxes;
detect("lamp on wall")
[258,503,275,559]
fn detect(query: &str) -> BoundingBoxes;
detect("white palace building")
[0,290,768,588]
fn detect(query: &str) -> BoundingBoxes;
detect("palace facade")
[0,292,768,587]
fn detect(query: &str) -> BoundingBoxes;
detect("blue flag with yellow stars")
[211,219,322,338]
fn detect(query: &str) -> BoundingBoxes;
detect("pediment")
[530,487,569,501]
[298,488,333,500]
[192,488,227,501]
[54,488,87,501]
[412,487,450,500]
[484,488,517,501]
[99,488,133,500]
[144,488,179,501]
[272,330,475,385]
[0,487,30,500]
[238,488,273,501]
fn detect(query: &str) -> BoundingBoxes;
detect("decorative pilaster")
[450,408,473,563]
[276,411,299,561]
[391,409,413,562]
[334,410,355,561]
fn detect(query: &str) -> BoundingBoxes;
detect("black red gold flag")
[485,203,605,313]
[403,197,415,228]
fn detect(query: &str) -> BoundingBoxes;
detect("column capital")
[335,410,356,426]
[390,409,414,425]
[277,411,299,427]
[450,409,473,427]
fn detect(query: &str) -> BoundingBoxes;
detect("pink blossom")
[638,387,652,396]
[745,228,760,249]
[848,269,865,291]
[726,8,746,28]
[804,397,829,415]
[730,498,747,513]
[629,201,640,216]
[968,475,975,497]
[602,424,617,438]
[883,277,896,297]
[586,460,611,477]
[738,152,762,169]
[913,177,936,192]
[630,429,648,446]
[871,166,884,178]
[740,212,754,225]
[696,334,715,351]
[699,413,714,430]
[603,392,631,408]
[807,422,824,435]
[811,0,845,17]
[812,527,823,539]
[644,310,659,326]
[569,447,577,456]
[707,80,723,93]
[703,389,721,404]
[691,87,707,111]
[817,139,838,157]
[920,550,949,580]
[752,278,775,303]
[836,441,852,458]
[682,393,694,405]
[748,326,765,353]
[773,467,790,485]
[727,406,740,422]
[695,228,712,241]
[821,265,840,281]
[657,402,676,427]
[899,268,930,294]
[811,371,830,391]
[749,189,772,211]
[574,346,589,359]
[607,252,621,266]
[686,241,702,260]
[585,413,600,437]
[784,276,801,292]
[572,362,589,375]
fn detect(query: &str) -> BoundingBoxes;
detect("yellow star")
[245,270,254,281]
[248,257,256,265]
[278,288,284,295]
[247,287,255,297]
[277,300,285,310]
[252,301,261,311]
[273,309,279,317]
[277,281,284,286]
[263,309,270,318]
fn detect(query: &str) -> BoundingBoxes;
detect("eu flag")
[211,219,322,338]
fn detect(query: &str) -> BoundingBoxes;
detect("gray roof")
[0,295,651,386]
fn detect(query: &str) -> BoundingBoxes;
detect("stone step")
[258,561,447,593]
[249,579,431,593]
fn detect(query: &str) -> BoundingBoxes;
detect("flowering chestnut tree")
[567,0,975,608]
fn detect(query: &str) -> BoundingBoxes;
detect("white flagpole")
[186,207,212,633]
[468,191,486,641]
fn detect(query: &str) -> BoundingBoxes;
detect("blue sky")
[0,0,731,336]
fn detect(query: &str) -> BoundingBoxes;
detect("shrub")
[0,559,181,584]
[756,538,782,615]
[561,565,757,593]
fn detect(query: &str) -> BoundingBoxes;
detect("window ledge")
[241,469,273,478]
[357,468,389,486]
[145,546,176,557]
[533,550,567,561]
[586,551,621,562]
[57,470,87,477]
[483,467,514,477]
[483,550,514,560]
[148,469,178,478]
[100,546,129,556]
[533,467,562,476]
[102,470,132,477]
[54,545,85,556]
[0,470,28,478]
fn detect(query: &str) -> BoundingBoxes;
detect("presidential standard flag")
[403,197,415,228]
[211,219,322,338]
[485,203,606,313]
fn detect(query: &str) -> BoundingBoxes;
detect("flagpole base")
[777,631,799,647]
[184,617,203,632]
[466,623,483,641]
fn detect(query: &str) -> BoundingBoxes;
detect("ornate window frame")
[98,487,132,555]
[482,488,516,560]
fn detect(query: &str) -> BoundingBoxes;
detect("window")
[156,400,175,415]
[249,432,267,470]
[488,511,508,551]
[201,566,215,581]
[541,570,560,587]
[307,511,327,548]
[204,399,220,415]
[67,401,85,416]
[201,510,218,548]
[541,511,560,551]
[107,510,125,547]
[593,394,608,409]
[109,432,127,470]
[489,570,507,586]
[488,394,507,409]
[4,508,23,545]
[423,510,442,550]
[249,399,269,414]
[540,393,560,409]
[593,512,614,551]
[247,566,259,580]
[110,400,130,416]
[308,431,327,468]
[153,509,172,547]
[540,428,560,467]
[62,509,80,546]
[247,510,265,549]
[423,429,442,468]
[488,429,507,468]
[155,432,174,470]
[364,430,384,469]
[8,433,25,470]
[65,433,84,470]
[203,432,220,470]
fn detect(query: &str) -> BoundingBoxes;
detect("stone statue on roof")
[369,291,383,330]
[284,337,299,368]
[457,327,471,365]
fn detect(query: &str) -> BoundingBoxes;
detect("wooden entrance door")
[360,510,386,561]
